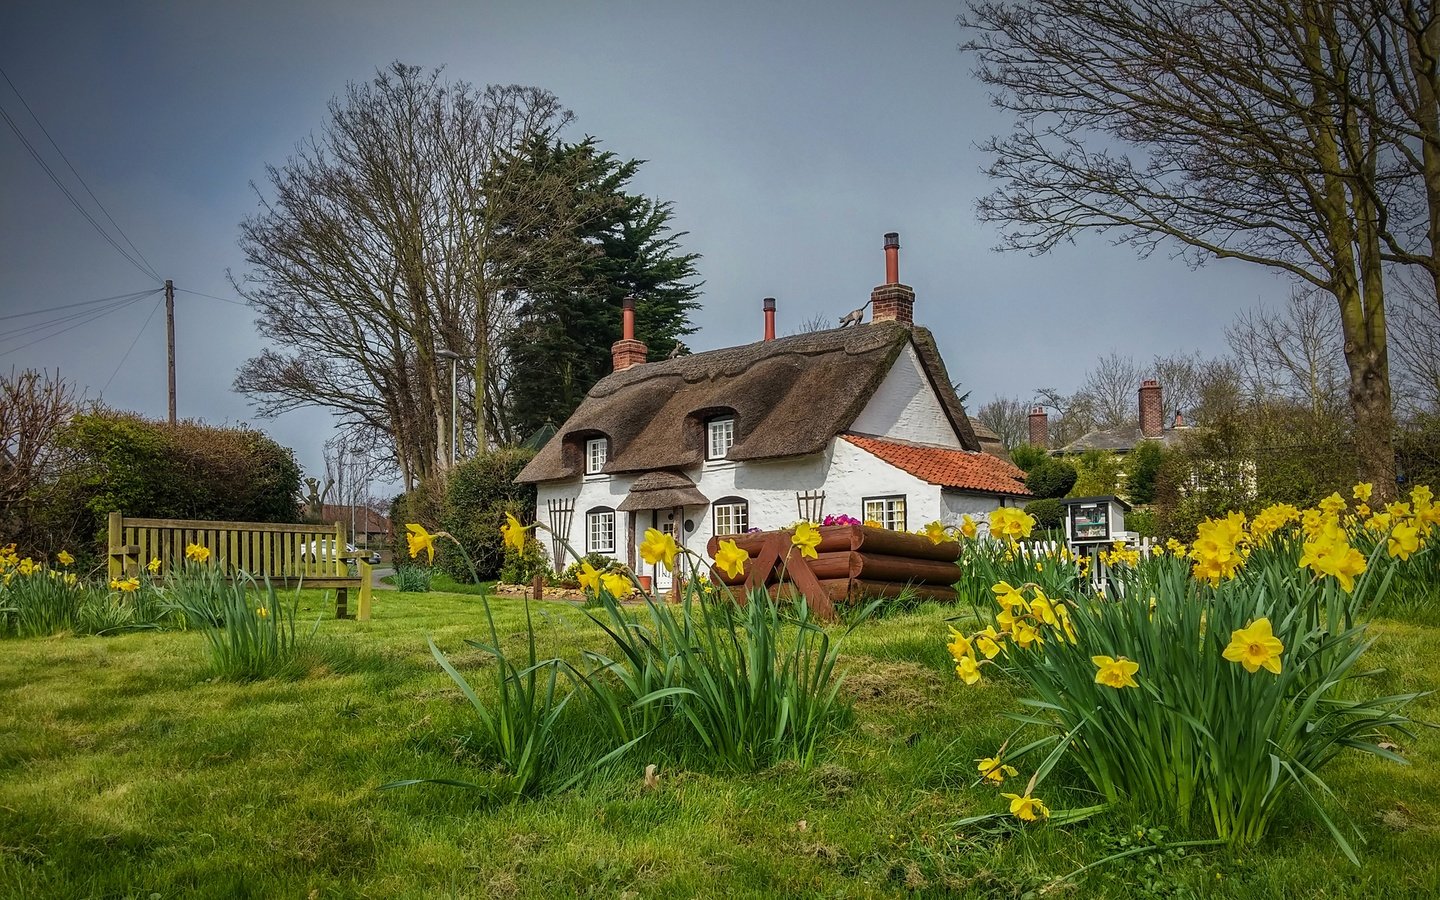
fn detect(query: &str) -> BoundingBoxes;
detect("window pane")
[587,511,614,553]
[708,418,734,459]
[714,501,748,535]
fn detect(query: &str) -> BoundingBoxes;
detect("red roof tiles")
[842,434,1032,497]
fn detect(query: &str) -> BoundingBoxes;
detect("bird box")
[1061,496,1130,545]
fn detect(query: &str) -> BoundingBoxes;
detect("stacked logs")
[705,524,962,618]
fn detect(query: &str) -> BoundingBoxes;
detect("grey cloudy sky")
[0,0,1292,493]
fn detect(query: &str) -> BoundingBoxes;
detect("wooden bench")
[106,512,375,620]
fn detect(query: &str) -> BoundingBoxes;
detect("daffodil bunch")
[988,507,1037,544]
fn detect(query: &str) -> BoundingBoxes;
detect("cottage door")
[653,518,677,593]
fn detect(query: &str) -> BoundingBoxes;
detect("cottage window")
[585,438,608,475]
[706,417,735,460]
[712,497,749,536]
[586,508,616,554]
[863,495,907,532]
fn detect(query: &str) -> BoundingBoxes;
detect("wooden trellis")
[546,498,575,571]
[795,490,826,522]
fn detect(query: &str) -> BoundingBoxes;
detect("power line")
[102,294,164,394]
[0,288,160,322]
[0,290,159,357]
[0,66,160,282]
[0,83,160,283]
[0,291,157,341]
[175,287,249,307]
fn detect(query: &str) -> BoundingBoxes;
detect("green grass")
[2,590,1438,898]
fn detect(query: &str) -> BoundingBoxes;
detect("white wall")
[848,343,962,448]
[534,438,956,573]
[942,491,1010,519]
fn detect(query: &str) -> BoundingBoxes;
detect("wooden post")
[333,522,349,618]
[165,280,176,425]
[531,573,544,600]
[107,511,123,581]
[357,561,373,621]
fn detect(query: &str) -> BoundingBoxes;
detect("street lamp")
[436,349,467,468]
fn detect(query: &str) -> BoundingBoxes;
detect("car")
[301,540,382,566]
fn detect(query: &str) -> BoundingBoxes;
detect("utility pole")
[165,279,176,425]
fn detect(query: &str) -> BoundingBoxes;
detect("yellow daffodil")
[974,625,1003,658]
[988,506,1037,543]
[1318,492,1347,517]
[1011,619,1042,649]
[577,561,603,593]
[256,606,269,618]
[62,572,77,587]
[640,528,679,569]
[1092,655,1140,689]
[713,539,749,580]
[922,520,949,544]
[147,558,162,575]
[946,627,973,663]
[1388,521,1421,561]
[1029,594,1059,628]
[1223,617,1284,674]
[1353,482,1373,502]
[1001,792,1050,822]
[404,523,438,562]
[976,756,1018,785]
[791,521,822,559]
[56,550,74,566]
[960,514,978,539]
[110,576,140,593]
[184,543,211,563]
[992,581,1027,612]
[955,655,982,684]
[16,558,37,576]
[863,518,884,529]
[1054,605,1077,643]
[1298,522,1367,592]
[1355,503,1371,519]
[601,571,631,598]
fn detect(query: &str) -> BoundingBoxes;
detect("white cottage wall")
[848,344,962,448]
[942,491,1011,520]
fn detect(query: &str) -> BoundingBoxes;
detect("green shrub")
[558,552,623,585]
[1023,498,1064,530]
[1126,507,1157,537]
[1070,449,1125,497]
[392,565,433,593]
[1026,458,1077,499]
[1010,444,1049,473]
[1125,441,1167,504]
[501,536,552,584]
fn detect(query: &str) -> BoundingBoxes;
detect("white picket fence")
[1015,536,1160,559]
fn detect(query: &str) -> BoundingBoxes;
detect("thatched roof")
[616,471,710,511]
[517,322,985,483]
[1060,425,1194,455]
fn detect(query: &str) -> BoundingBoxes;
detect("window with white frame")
[863,495,907,532]
[585,438,608,475]
[586,508,616,554]
[712,497,749,535]
[707,417,735,460]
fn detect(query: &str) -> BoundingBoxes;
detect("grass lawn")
[2,589,1438,898]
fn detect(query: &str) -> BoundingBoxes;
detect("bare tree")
[976,395,1031,448]
[961,0,1420,496]
[1391,270,1440,415]
[0,369,77,526]
[1226,287,1347,415]
[1079,351,1142,429]
[1149,351,1212,424]
[1033,386,1098,449]
[232,64,575,488]
[788,313,831,335]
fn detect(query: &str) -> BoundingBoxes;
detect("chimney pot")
[763,297,776,341]
[612,295,647,372]
[872,232,915,325]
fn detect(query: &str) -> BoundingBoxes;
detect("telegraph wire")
[175,287,249,307]
[1,290,158,341]
[0,289,159,357]
[0,66,161,283]
[0,81,160,283]
[0,288,160,322]
[101,294,165,394]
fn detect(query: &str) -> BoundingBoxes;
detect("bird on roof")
[838,299,872,328]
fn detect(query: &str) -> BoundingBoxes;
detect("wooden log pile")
[704,524,961,620]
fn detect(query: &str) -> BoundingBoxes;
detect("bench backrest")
[107,512,355,581]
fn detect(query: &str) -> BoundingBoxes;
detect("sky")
[0,0,1296,497]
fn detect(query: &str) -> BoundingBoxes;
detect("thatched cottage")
[515,233,1030,587]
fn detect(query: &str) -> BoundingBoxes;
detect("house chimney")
[1139,379,1163,438]
[1028,406,1049,448]
[611,295,648,372]
[870,232,915,325]
[1173,408,1186,428]
[763,297,776,341]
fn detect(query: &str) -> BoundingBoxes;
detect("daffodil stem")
[1048,838,1226,890]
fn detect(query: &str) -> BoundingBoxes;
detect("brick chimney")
[1028,406,1049,448]
[763,297,776,341]
[1173,408,1186,428]
[870,232,915,325]
[611,295,648,372]
[1139,379,1163,438]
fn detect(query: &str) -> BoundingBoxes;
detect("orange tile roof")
[842,434,1032,497]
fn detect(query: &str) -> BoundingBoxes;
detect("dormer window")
[706,417,735,461]
[585,438,608,475]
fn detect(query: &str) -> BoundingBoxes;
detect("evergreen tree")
[497,138,701,441]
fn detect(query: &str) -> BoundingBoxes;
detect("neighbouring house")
[1030,379,1194,456]
[302,504,393,548]
[515,232,1031,587]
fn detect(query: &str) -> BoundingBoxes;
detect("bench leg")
[358,562,373,621]
[336,587,349,620]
